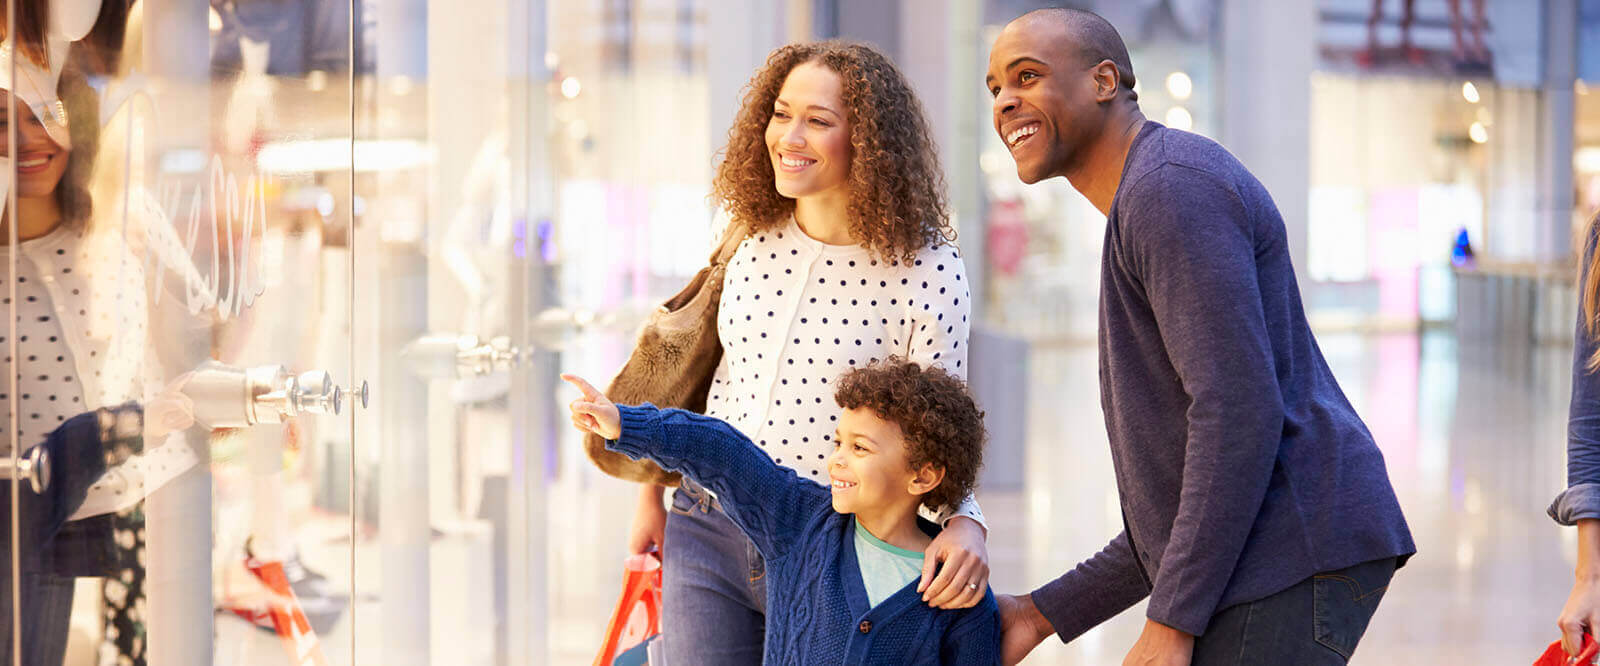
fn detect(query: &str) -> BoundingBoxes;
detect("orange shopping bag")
[1535,634,1598,666]
[594,550,664,666]
[233,555,332,666]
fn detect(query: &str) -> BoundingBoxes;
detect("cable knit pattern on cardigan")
[611,403,1000,665]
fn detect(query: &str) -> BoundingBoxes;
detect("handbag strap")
[708,218,750,267]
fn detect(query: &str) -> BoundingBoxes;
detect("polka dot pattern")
[0,224,194,520]
[706,217,972,484]
[0,233,88,455]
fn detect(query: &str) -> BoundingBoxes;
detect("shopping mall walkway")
[548,330,1574,664]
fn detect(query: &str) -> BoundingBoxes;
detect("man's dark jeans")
[1191,557,1398,665]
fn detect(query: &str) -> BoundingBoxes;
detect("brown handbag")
[583,221,749,486]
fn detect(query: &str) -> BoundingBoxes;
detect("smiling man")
[984,8,1416,666]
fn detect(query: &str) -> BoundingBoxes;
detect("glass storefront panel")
[0,0,742,663]
[351,0,551,663]
[542,1,715,661]
[0,0,365,662]
[0,0,726,660]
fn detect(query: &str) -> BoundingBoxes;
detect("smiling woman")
[0,67,98,242]
[609,39,991,666]
[765,62,852,229]
[713,41,951,264]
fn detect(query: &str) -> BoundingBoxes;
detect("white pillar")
[897,0,986,319]
[1538,0,1578,260]
[1218,0,1316,283]
[373,4,431,663]
[141,1,215,663]
[705,1,792,173]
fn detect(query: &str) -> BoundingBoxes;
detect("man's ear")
[907,462,946,499]
[1092,59,1123,103]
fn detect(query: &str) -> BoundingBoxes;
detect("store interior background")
[12,0,1600,663]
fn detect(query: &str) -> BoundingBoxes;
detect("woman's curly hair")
[711,41,953,264]
[833,357,985,512]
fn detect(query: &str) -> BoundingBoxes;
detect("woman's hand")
[562,374,620,440]
[629,484,668,555]
[919,515,990,609]
[1561,519,1600,657]
[144,372,195,441]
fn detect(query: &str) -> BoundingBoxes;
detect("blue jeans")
[662,482,767,666]
[0,571,76,665]
[1191,557,1398,665]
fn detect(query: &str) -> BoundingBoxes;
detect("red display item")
[1535,634,1599,666]
[593,551,665,666]
[237,554,333,666]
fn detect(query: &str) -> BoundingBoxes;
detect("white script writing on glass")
[147,156,268,321]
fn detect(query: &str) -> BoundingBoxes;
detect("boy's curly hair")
[833,357,985,512]
[711,40,954,264]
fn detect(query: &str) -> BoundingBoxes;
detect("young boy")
[564,357,1000,665]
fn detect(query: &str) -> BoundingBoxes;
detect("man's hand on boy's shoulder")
[562,374,622,440]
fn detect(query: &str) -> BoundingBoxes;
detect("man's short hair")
[1018,7,1138,97]
[833,357,986,512]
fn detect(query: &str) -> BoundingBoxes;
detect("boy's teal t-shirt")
[853,518,925,607]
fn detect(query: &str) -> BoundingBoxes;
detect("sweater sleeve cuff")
[1030,577,1098,644]
[1550,482,1600,525]
[611,404,667,461]
[1143,600,1210,638]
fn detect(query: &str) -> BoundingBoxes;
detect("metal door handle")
[185,361,370,429]
[454,335,520,376]
[402,333,522,378]
[402,304,655,379]
[0,445,50,493]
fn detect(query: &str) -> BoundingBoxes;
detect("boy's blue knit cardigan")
[610,403,1001,665]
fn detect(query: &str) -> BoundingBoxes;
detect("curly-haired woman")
[623,41,986,664]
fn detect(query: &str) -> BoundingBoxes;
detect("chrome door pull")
[0,445,51,493]
[456,335,520,376]
[345,380,370,410]
[185,361,368,429]
[291,370,341,416]
[402,334,522,378]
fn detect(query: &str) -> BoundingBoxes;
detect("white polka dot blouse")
[704,216,983,525]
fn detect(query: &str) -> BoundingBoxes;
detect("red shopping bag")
[1536,635,1598,665]
[235,556,332,666]
[593,551,664,666]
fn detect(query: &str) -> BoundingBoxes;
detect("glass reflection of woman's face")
[0,92,70,199]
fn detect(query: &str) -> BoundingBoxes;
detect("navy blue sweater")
[1031,122,1416,638]
[609,404,1001,665]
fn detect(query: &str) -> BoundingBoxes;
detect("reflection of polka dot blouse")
[0,225,197,520]
[0,231,88,448]
[705,216,982,523]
